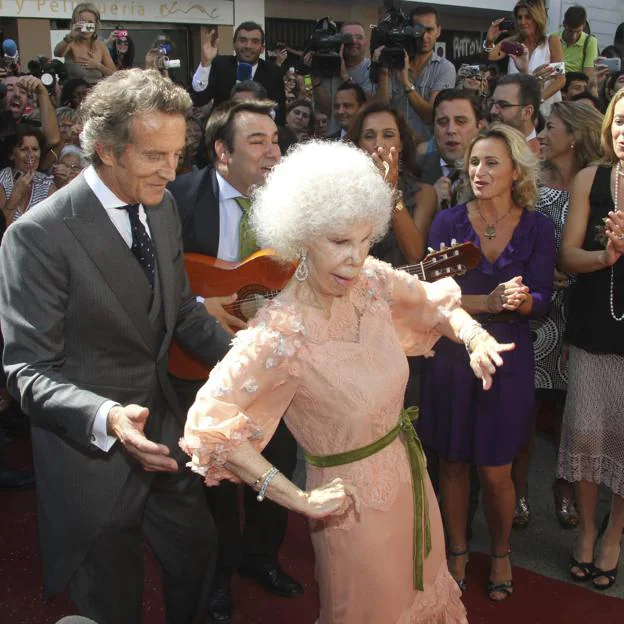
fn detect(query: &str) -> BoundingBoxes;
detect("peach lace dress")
[182,258,468,624]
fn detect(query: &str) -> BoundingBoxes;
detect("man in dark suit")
[191,22,286,123]
[0,69,231,624]
[168,100,301,624]
[327,81,366,140]
[420,89,484,209]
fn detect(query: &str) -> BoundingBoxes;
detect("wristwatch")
[404,84,416,94]
[482,39,495,53]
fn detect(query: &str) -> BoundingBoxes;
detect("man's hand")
[433,176,453,208]
[203,295,247,336]
[107,404,178,472]
[338,44,349,82]
[396,51,412,89]
[18,75,46,98]
[201,28,219,67]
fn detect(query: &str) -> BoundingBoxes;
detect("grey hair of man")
[56,106,80,123]
[79,69,192,166]
[251,140,392,263]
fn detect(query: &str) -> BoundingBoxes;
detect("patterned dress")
[0,167,54,221]
[531,185,570,393]
[181,258,467,624]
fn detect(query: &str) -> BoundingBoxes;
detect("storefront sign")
[0,0,233,24]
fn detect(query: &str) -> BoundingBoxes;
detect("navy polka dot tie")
[119,204,155,290]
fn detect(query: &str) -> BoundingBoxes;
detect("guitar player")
[168,99,302,624]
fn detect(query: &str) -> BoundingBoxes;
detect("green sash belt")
[304,407,431,591]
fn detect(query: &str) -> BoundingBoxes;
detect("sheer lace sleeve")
[363,257,462,356]
[180,302,307,486]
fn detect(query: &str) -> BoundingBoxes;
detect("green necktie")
[235,196,258,260]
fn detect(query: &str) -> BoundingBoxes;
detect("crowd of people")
[1,1,624,623]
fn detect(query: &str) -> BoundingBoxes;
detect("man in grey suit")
[0,69,231,624]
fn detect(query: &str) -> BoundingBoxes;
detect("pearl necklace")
[609,161,624,321]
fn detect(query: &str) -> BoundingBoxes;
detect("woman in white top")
[485,0,565,117]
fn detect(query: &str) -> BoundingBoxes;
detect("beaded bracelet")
[458,320,487,354]
[256,466,280,502]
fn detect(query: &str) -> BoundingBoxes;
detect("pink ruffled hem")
[397,566,468,624]
[180,412,261,486]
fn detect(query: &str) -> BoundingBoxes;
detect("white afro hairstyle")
[251,140,393,262]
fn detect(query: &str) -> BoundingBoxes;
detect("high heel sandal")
[447,548,469,593]
[488,551,514,602]
[553,485,579,529]
[568,555,594,582]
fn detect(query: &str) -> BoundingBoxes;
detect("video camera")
[370,0,425,70]
[152,34,180,70]
[27,56,67,92]
[302,17,353,77]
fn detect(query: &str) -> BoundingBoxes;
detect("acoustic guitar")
[169,243,481,380]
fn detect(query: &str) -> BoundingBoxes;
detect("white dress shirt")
[192,60,259,93]
[216,171,246,262]
[83,165,153,452]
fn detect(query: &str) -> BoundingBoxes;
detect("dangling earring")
[570,143,575,149]
[294,250,309,282]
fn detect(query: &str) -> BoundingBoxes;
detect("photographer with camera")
[191,23,285,123]
[375,5,456,141]
[0,74,61,156]
[306,22,373,134]
[106,27,135,70]
[484,0,564,116]
[53,2,116,85]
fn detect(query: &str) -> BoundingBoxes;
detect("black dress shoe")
[208,585,233,624]
[238,562,303,598]
[0,467,35,490]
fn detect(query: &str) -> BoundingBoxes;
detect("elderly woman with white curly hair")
[180,140,513,623]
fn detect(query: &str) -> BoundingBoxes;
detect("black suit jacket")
[193,56,286,123]
[419,149,444,186]
[168,167,220,256]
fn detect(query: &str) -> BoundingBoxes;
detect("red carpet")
[1,434,623,624]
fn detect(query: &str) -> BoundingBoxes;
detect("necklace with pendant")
[609,161,624,322]
[474,203,513,240]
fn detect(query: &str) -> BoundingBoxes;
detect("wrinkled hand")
[201,28,219,66]
[107,404,178,472]
[304,478,360,519]
[553,267,569,291]
[433,176,452,208]
[203,295,247,336]
[372,146,399,189]
[469,332,515,390]
[487,276,530,312]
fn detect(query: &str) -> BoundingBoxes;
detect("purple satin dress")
[418,204,556,466]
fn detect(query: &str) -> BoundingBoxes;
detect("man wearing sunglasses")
[489,73,541,154]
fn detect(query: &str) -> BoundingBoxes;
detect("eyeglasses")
[489,100,524,109]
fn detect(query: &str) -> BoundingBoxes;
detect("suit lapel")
[63,177,156,353]
[193,168,220,256]
[146,198,176,359]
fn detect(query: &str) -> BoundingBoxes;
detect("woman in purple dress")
[418,124,556,601]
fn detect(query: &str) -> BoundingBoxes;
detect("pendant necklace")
[609,161,624,321]
[474,203,513,240]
